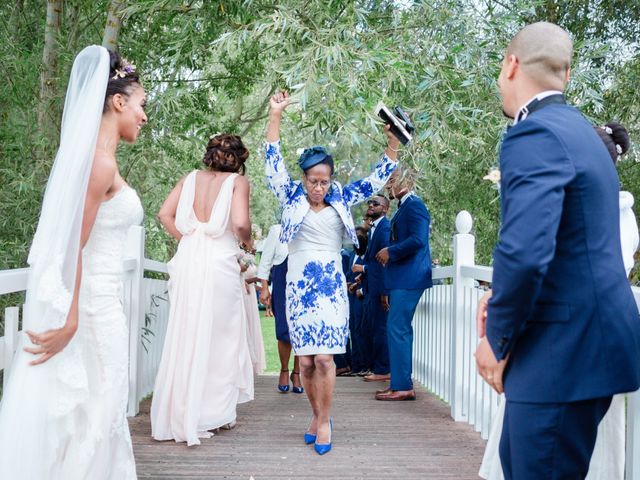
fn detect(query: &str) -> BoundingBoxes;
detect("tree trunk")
[37,0,63,138]
[102,0,126,51]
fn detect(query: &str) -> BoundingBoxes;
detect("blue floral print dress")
[265,141,397,355]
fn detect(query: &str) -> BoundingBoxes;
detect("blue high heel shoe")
[277,369,290,393]
[304,431,316,445]
[304,416,317,444]
[314,419,332,455]
[290,371,304,394]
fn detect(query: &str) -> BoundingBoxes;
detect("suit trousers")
[500,396,612,480]
[355,295,374,372]
[388,288,425,391]
[367,295,390,375]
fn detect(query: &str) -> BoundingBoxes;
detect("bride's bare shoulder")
[89,150,117,193]
[92,150,117,175]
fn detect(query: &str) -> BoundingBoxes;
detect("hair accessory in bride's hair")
[112,58,136,80]
[603,126,613,135]
[616,144,623,161]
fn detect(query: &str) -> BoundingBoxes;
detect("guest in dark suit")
[334,248,354,375]
[374,167,432,401]
[352,196,391,382]
[474,22,640,480]
[337,227,369,376]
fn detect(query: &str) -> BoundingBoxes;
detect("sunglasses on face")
[367,201,381,207]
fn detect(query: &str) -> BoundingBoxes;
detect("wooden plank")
[130,375,486,479]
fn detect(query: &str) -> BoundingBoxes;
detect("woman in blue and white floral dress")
[265,91,399,455]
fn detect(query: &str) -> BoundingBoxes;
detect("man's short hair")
[390,164,418,192]
[370,194,390,207]
[507,22,573,90]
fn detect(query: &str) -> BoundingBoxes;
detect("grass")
[259,311,295,374]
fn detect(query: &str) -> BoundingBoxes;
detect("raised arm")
[265,92,296,206]
[342,125,400,207]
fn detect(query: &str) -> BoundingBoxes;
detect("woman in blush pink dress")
[150,134,254,446]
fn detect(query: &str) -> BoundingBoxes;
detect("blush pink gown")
[150,171,253,446]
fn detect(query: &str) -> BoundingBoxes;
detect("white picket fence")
[0,226,170,417]
[412,211,640,480]
[1,214,639,478]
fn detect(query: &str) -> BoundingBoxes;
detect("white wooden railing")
[412,211,640,480]
[1,214,639,478]
[0,226,170,417]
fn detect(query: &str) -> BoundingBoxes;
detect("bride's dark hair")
[203,134,249,175]
[103,50,141,113]
[594,121,630,164]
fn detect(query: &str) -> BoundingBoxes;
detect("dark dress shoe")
[375,389,416,401]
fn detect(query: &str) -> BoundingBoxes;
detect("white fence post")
[450,211,476,421]
[2,307,19,391]
[125,226,145,417]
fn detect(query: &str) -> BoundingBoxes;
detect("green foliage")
[0,0,638,285]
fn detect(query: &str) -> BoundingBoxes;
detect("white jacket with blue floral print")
[265,140,397,245]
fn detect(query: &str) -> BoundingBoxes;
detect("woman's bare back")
[192,170,235,223]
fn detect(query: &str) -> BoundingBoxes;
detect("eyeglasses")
[367,201,381,207]
[305,178,331,189]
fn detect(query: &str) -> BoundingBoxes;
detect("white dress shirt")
[513,90,563,125]
[369,216,384,238]
[397,190,414,207]
[257,224,289,281]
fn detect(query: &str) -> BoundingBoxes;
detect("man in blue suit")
[352,195,392,382]
[374,167,432,401]
[336,227,369,375]
[475,22,640,479]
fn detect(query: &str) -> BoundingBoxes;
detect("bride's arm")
[158,176,187,241]
[25,153,116,365]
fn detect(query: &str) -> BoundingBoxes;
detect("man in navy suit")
[475,22,640,479]
[374,167,432,401]
[344,227,370,375]
[352,196,392,382]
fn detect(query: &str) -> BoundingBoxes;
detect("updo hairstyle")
[595,121,630,164]
[202,134,249,175]
[103,50,141,113]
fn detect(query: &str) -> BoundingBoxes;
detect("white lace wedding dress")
[0,186,142,479]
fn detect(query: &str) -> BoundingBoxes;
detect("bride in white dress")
[0,46,147,479]
[151,134,254,446]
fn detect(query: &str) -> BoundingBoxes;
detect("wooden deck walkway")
[130,375,486,479]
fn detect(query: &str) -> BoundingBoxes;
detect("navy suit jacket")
[362,217,391,297]
[342,249,360,284]
[487,103,640,403]
[385,195,432,291]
